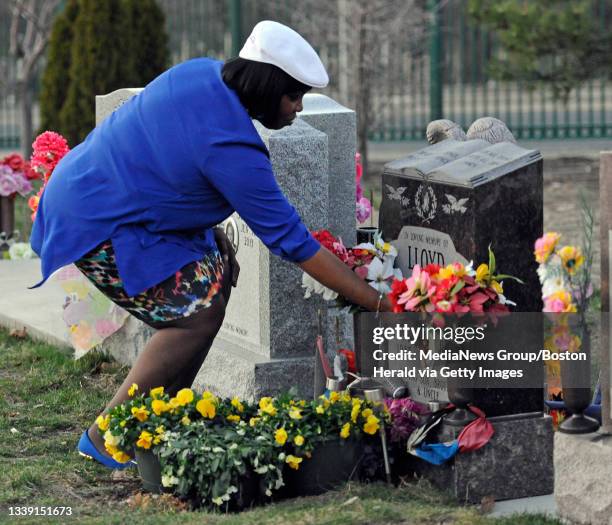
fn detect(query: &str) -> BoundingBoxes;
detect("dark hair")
[222,57,310,127]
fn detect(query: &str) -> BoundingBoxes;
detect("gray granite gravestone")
[300,94,357,362]
[94,88,356,399]
[300,94,357,247]
[378,138,544,416]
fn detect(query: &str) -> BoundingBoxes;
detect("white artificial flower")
[498,294,516,306]
[353,241,376,254]
[302,272,338,301]
[375,234,397,258]
[465,261,475,277]
[366,257,394,294]
[161,474,179,487]
[542,276,566,298]
[8,242,36,260]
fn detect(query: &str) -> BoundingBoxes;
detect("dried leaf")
[9,328,27,339]
[341,496,359,507]
[110,469,131,481]
[479,495,496,514]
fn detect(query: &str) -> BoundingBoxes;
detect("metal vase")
[559,326,599,434]
[444,334,476,427]
[356,227,378,244]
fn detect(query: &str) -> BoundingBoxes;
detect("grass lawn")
[0,328,562,525]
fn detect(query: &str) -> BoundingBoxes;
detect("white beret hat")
[239,20,329,89]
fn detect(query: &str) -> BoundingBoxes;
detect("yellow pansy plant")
[196,398,216,419]
[285,455,303,470]
[131,406,149,422]
[136,430,153,449]
[150,386,164,399]
[96,414,110,432]
[231,397,244,413]
[363,415,380,435]
[174,388,194,406]
[274,427,288,445]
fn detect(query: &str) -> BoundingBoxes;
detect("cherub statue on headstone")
[426,119,467,144]
[425,116,516,145]
[466,117,517,144]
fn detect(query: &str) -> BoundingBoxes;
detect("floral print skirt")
[74,240,224,326]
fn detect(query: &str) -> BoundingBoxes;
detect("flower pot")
[136,449,260,510]
[135,449,164,494]
[226,469,260,512]
[283,439,363,497]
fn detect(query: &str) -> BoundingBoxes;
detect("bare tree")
[0,0,62,156]
[281,0,429,172]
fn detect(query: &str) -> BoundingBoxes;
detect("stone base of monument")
[555,432,612,525]
[411,413,553,504]
[192,344,313,400]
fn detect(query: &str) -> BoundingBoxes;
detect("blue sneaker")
[77,430,136,469]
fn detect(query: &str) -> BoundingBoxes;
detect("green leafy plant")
[468,0,610,101]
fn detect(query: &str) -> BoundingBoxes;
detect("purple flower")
[0,167,18,197]
[12,172,33,196]
[356,197,372,223]
[384,398,430,442]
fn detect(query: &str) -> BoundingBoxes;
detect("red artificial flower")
[388,278,409,313]
[312,229,339,252]
[422,263,441,276]
[2,153,25,171]
[348,248,374,269]
[431,275,459,305]
[312,229,352,264]
[30,131,70,178]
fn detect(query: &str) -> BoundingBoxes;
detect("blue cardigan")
[30,58,320,297]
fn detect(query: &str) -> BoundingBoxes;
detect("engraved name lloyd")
[404,230,447,267]
[393,226,468,276]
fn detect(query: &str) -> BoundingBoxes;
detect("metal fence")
[2,0,612,149]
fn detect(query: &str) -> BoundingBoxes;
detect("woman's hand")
[298,246,392,313]
[214,228,240,287]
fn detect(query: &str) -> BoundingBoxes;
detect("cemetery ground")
[0,328,561,524]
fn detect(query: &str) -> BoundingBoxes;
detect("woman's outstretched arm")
[298,246,393,312]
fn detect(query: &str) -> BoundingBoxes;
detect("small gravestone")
[378,138,544,416]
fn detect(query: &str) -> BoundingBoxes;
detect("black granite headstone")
[378,139,544,416]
